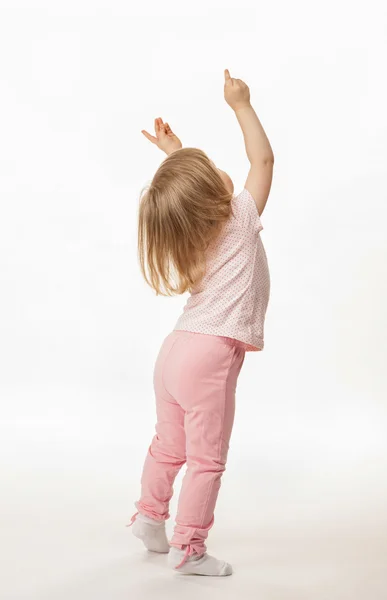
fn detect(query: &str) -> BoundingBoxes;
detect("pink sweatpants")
[135,330,245,556]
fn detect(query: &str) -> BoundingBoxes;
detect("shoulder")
[231,188,263,232]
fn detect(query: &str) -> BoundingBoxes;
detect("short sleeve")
[231,188,263,232]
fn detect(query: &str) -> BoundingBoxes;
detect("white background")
[1,1,386,598]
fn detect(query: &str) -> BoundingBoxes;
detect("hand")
[224,69,251,111]
[141,118,182,155]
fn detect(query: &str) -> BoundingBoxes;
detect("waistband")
[170,329,248,350]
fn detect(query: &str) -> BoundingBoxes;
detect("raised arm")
[224,69,274,216]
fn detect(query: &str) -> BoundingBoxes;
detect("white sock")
[168,546,233,576]
[131,513,170,553]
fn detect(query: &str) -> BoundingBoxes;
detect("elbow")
[251,153,274,167]
[263,154,274,165]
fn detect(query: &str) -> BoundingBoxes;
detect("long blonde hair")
[138,147,233,296]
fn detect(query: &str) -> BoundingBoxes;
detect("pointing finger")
[224,68,231,81]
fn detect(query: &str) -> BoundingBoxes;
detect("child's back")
[174,187,270,352]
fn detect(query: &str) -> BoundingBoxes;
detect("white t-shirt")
[173,188,271,351]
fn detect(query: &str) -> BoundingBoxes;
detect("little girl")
[129,69,274,576]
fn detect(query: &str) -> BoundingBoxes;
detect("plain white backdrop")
[1,1,386,598]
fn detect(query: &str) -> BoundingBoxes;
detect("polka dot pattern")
[174,188,271,352]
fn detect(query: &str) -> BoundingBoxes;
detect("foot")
[131,513,170,553]
[168,546,233,576]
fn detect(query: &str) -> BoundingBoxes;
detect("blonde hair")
[138,147,233,296]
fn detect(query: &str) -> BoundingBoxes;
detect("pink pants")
[135,330,245,556]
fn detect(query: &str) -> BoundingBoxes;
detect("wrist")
[165,144,182,156]
[233,102,252,113]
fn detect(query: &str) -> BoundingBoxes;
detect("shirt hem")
[173,326,264,352]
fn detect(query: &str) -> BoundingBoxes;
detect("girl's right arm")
[224,69,274,216]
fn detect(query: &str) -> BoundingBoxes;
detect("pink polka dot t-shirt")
[173,188,270,352]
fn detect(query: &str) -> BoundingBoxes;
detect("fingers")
[141,129,158,143]
[142,117,170,144]
[224,70,247,87]
[155,117,169,137]
[154,117,163,133]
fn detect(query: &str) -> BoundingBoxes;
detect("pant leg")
[163,332,245,555]
[135,333,187,521]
